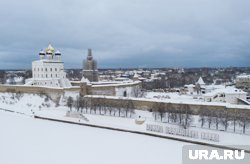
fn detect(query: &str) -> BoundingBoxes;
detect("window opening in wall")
[123,91,127,97]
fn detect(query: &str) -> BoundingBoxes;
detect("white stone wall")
[115,85,139,97]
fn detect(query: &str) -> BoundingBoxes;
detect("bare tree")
[124,99,135,118]
[212,109,222,130]
[116,98,123,117]
[170,107,178,123]
[198,107,207,128]
[229,109,240,133]
[74,96,80,112]
[238,111,250,134]
[67,96,73,111]
[158,103,166,122]
[79,96,86,113]
[132,86,145,98]
[177,104,184,125]
[220,108,229,131]
[182,104,193,129]
[165,103,173,123]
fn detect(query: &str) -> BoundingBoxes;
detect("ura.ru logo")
[189,149,245,160]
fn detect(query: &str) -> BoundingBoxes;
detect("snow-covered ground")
[34,109,250,149]
[1,92,250,146]
[1,91,250,164]
[0,111,185,164]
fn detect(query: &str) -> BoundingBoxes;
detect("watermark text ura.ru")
[189,149,245,160]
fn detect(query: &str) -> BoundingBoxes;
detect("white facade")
[184,84,195,94]
[25,44,71,88]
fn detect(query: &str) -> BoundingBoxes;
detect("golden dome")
[45,44,55,54]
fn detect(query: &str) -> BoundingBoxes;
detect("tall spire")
[87,49,93,60]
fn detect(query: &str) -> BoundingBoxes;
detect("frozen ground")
[1,91,250,158]
[0,111,185,164]
[1,92,250,147]
[35,109,250,149]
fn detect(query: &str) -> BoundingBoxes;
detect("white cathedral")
[25,44,71,88]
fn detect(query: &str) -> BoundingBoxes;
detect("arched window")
[123,91,127,97]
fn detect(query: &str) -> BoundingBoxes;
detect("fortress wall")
[0,85,65,101]
[89,84,116,96]
[85,96,250,116]
[2,84,247,116]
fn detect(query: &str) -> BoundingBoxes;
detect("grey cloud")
[0,0,250,69]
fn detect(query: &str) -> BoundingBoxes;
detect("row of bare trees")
[151,103,193,129]
[198,107,250,134]
[67,96,135,118]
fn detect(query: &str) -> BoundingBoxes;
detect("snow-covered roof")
[203,86,246,97]
[184,84,195,87]
[196,77,205,85]
[91,81,141,87]
[237,75,250,79]
[115,77,131,81]
[133,72,139,78]
[80,77,90,84]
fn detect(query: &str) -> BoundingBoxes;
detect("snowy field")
[1,91,250,164]
[1,92,250,149]
[0,111,185,164]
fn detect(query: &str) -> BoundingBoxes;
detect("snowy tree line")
[66,96,250,134]
[150,103,193,129]
[198,107,250,134]
[67,96,135,118]
[150,102,250,134]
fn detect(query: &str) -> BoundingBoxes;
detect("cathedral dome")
[55,50,61,56]
[39,50,45,56]
[46,50,53,55]
[45,44,55,54]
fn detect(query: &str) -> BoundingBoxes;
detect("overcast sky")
[0,0,250,69]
